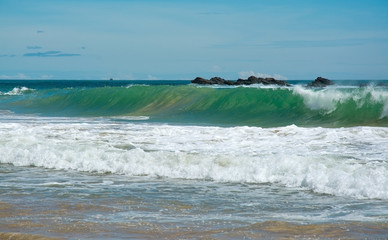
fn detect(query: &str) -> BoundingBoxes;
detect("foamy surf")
[0,86,34,95]
[1,119,387,200]
[293,85,388,118]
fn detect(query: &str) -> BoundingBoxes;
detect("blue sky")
[0,0,387,80]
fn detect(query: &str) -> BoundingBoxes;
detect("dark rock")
[192,77,235,85]
[236,76,290,86]
[192,76,291,86]
[236,76,254,85]
[263,77,291,86]
[209,77,224,83]
[308,77,334,87]
[192,77,213,85]
[236,76,260,85]
[209,77,235,85]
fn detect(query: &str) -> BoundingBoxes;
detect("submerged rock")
[192,76,291,86]
[308,77,334,87]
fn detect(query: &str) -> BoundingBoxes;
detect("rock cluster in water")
[192,76,291,86]
[191,76,334,87]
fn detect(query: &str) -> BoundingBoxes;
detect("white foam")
[293,86,349,112]
[109,116,150,121]
[0,120,387,200]
[1,87,34,95]
[193,83,290,89]
[369,87,388,118]
[292,85,388,115]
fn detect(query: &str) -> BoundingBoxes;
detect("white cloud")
[0,73,31,79]
[122,74,135,80]
[40,74,54,79]
[102,73,135,80]
[238,70,288,80]
[0,73,56,80]
[147,74,158,80]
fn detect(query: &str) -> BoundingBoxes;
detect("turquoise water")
[1,80,387,127]
[0,80,387,239]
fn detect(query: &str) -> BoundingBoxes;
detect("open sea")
[0,79,387,239]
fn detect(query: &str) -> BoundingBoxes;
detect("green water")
[1,83,387,127]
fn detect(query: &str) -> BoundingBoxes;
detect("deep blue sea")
[0,80,387,239]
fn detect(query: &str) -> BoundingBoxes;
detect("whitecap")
[0,120,387,200]
[2,87,35,95]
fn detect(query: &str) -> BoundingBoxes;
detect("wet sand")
[1,200,387,239]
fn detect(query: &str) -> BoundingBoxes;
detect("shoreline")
[1,220,387,239]
[1,198,388,239]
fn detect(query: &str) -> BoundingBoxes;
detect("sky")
[0,0,388,80]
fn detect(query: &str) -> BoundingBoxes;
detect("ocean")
[0,79,387,239]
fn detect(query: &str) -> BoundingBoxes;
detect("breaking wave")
[0,85,387,127]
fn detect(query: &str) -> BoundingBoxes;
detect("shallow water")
[1,164,388,239]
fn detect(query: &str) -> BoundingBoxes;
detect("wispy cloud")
[39,74,54,79]
[27,46,42,49]
[23,51,81,57]
[103,73,135,80]
[0,73,30,80]
[239,70,288,80]
[0,73,55,80]
[147,74,158,80]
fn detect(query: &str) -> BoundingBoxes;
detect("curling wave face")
[0,84,387,127]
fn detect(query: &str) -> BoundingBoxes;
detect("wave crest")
[0,85,387,127]
[0,87,34,95]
